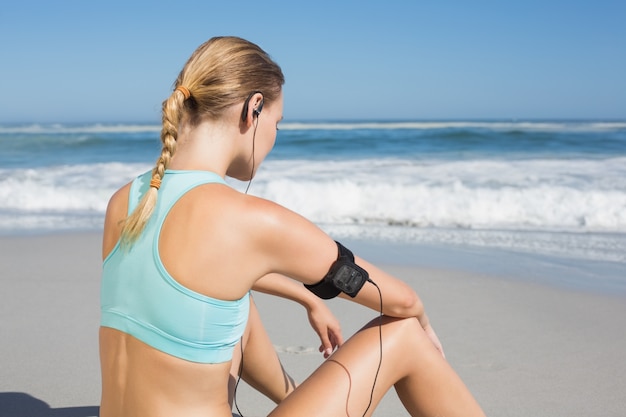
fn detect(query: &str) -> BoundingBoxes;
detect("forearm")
[254,256,429,327]
[253,273,320,311]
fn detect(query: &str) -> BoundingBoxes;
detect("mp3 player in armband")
[305,241,369,299]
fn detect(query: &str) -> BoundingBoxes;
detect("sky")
[1,0,625,123]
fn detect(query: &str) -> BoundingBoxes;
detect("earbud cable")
[244,116,258,195]
[361,278,383,417]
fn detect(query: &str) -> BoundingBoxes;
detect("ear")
[241,91,265,125]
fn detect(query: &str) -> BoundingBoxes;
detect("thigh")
[268,316,421,417]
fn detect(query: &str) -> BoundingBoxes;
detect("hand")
[306,301,344,358]
[423,323,445,359]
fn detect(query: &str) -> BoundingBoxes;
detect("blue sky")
[1,1,625,123]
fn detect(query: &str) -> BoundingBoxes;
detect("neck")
[167,120,239,176]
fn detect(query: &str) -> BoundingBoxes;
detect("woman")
[100,36,485,417]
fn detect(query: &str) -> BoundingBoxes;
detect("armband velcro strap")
[304,241,369,299]
[303,276,342,299]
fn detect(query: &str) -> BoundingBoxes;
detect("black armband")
[304,241,369,299]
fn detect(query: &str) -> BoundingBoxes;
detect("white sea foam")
[2,121,625,135]
[278,121,626,132]
[2,158,625,232]
[0,162,149,220]
[1,158,625,262]
[246,158,626,232]
[0,124,161,134]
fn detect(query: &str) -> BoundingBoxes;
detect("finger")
[319,344,333,358]
[333,328,344,346]
[328,336,336,350]
[327,327,343,348]
[319,333,333,358]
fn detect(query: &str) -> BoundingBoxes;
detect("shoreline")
[346,237,626,297]
[1,232,625,416]
[3,229,625,296]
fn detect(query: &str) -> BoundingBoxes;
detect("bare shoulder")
[226,191,339,283]
[188,184,295,224]
[185,184,305,240]
[102,182,132,260]
[162,183,337,287]
[222,190,317,239]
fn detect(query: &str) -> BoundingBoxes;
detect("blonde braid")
[120,88,187,245]
[119,36,284,245]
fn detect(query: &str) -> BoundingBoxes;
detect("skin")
[100,92,485,417]
[229,273,344,406]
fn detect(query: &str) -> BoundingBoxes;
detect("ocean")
[1,120,626,267]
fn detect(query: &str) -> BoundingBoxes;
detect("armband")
[304,241,369,299]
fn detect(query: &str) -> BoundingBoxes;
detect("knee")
[379,316,429,349]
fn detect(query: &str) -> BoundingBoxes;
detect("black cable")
[234,278,382,417]
[236,113,257,414]
[361,278,383,417]
[233,339,245,416]
[244,117,258,195]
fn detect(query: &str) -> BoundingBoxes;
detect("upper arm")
[235,194,423,318]
[245,197,338,285]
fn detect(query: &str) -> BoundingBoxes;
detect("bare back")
[99,181,263,417]
[99,327,233,417]
[99,166,343,417]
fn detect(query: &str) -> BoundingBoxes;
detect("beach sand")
[1,233,625,416]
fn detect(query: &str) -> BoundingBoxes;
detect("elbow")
[385,289,424,318]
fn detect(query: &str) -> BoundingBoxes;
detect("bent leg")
[269,316,485,417]
[230,296,296,405]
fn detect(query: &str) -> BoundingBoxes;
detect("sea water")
[1,120,625,268]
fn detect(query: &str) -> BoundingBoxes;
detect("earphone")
[253,100,264,117]
[242,91,263,195]
[241,90,264,122]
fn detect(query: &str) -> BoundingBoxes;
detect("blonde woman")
[100,36,485,417]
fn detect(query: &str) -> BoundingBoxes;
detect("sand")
[1,232,625,416]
